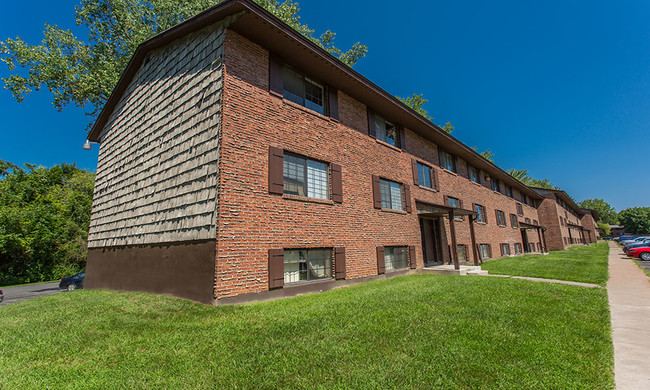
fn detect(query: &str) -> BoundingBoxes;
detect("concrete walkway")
[485,274,601,288]
[608,241,650,390]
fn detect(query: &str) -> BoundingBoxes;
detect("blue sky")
[1,0,648,211]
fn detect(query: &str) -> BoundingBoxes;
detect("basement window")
[284,248,332,284]
[385,246,408,271]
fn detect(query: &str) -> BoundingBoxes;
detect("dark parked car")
[59,272,85,291]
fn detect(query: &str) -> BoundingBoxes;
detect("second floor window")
[283,67,325,114]
[475,204,487,223]
[468,165,480,183]
[516,203,524,216]
[283,153,329,200]
[417,162,433,189]
[447,196,462,220]
[496,210,506,226]
[380,178,403,211]
[440,150,456,173]
[373,115,399,147]
[510,213,518,228]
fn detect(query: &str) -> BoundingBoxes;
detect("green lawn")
[0,274,613,389]
[481,243,609,285]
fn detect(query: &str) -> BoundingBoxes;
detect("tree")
[471,147,494,163]
[597,222,611,237]
[578,198,619,225]
[0,0,367,126]
[0,162,95,285]
[506,168,558,189]
[397,93,453,134]
[618,207,650,234]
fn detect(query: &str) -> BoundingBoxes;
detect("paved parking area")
[636,259,650,273]
[0,281,62,306]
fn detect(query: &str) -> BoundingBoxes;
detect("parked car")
[0,289,3,303]
[620,237,650,246]
[626,245,650,261]
[624,239,650,252]
[59,272,85,291]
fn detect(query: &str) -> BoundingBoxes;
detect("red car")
[626,245,650,261]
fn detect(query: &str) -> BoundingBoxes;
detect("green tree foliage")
[0,161,94,285]
[471,147,494,163]
[618,207,650,234]
[0,0,367,125]
[397,93,454,134]
[578,198,619,225]
[506,168,558,189]
[597,222,611,237]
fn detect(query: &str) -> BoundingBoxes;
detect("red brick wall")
[581,214,599,243]
[216,30,543,298]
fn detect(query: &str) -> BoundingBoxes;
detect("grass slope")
[1,275,613,389]
[481,243,609,285]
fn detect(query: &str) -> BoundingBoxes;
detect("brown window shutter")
[376,246,385,274]
[398,125,406,150]
[408,245,416,269]
[459,199,464,209]
[331,163,343,203]
[432,169,439,191]
[334,247,346,280]
[372,175,381,209]
[484,207,488,224]
[269,56,283,97]
[328,87,339,120]
[495,209,499,223]
[443,195,448,206]
[404,184,412,213]
[268,146,284,194]
[411,159,419,185]
[488,244,492,258]
[367,108,376,138]
[268,249,284,289]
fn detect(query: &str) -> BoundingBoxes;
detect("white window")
[283,153,329,199]
[284,248,332,284]
[374,115,398,147]
[385,246,408,271]
[380,178,403,211]
[283,67,325,114]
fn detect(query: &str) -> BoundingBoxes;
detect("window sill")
[284,278,334,288]
[453,218,465,222]
[282,194,335,205]
[497,224,507,228]
[380,208,407,215]
[476,222,487,226]
[417,184,437,193]
[493,190,502,195]
[375,138,403,152]
[442,168,458,176]
[278,96,336,123]
[469,181,482,187]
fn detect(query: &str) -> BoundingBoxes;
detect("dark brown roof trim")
[529,187,585,216]
[87,0,540,200]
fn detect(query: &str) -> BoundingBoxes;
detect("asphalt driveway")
[0,281,62,306]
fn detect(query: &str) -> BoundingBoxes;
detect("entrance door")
[521,229,530,253]
[420,218,442,265]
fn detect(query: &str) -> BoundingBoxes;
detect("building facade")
[580,208,600,243]
[85,0,553,304]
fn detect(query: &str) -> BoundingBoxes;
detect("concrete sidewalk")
[608,241,650,389]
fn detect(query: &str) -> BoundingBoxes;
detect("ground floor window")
[500,243,510,256]
[537,243,543,252]
[457,244,467,262]
[385,246,408,271]
[284,248,332,284]
[529,243,535,252]
[478,244,491,260]
[514,243,523,254]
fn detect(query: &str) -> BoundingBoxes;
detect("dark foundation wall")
[85,240,216,304]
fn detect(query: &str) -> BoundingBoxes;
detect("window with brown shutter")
[268,146,284,194]
[432,168,440,191]
[334,247,346,280]
[367,108,376,138]
[411,159,419,185]
[408,245,416,269]
[328,87,339,120]
[268,249,284,289]
[376,246,385,274]
[371,175,381,209]
[331,163,343,203]
[269,56,283,97]
[398,126,406,151]
[404,184,412,213]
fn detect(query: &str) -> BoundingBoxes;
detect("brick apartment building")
[532,188,598,250]
[85,0,563,304]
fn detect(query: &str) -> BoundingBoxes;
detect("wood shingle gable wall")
[88,22,230,248]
